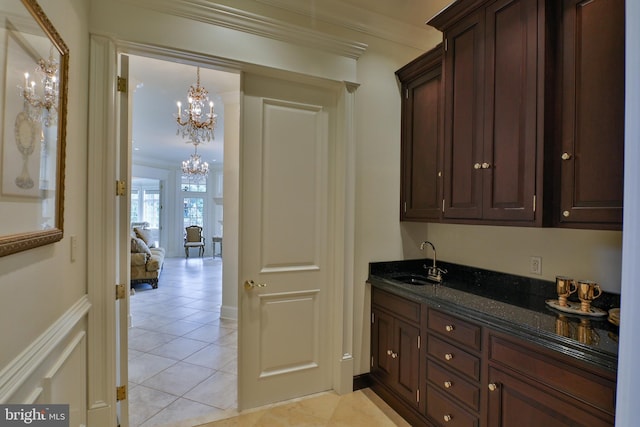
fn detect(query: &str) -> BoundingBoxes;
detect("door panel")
[483,0,537,220]
[239,73,334,410]
[443,13,484,219]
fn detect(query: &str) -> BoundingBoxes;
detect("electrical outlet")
[530,256,542,275]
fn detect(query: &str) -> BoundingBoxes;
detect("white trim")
[87,35,119,427]
[0,296,90,402]
[332,81,358,395]
[42,331,87,402]
[257,0,439,51]
[125,0,367,59]
[220,305,238,321]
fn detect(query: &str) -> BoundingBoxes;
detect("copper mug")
[556,276,577,307]
[577,280,602,312]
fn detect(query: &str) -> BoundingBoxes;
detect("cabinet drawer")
[372,288,421,324]
[428,309,481,351]
[427,360,480,411]
[426,385,479,427]
[428,335,480,381]
[489,334,616,414]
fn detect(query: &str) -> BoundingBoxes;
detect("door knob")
[244,280,267,290]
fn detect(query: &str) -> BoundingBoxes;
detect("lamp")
[181,144,209,180]
[18,50,59,127]
[175,67,217,144]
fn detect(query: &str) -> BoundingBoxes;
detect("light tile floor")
[129,256,238,427]
[129,256,407,427]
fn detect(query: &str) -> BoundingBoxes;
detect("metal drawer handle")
[445,324,455,332]
[444,353,453,361]
[444,381,452,389]
[443,414,452,422]
[488,383,498,392]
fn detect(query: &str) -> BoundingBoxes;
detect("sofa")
[130,226,165,289]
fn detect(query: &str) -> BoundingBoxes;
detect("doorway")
[127,54,240,426]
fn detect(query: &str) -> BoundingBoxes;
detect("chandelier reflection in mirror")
[181,144,209,182]
[18,49,59,127]
[176,67,217,144]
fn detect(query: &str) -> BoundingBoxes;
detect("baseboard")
[220,305,238,321]
[353,373,372,391]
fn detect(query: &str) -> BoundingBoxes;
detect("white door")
[239,73,336,409]
[115,53,132,427]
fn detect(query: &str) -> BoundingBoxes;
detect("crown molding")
[125,0,368,59]
[256,0,441,51]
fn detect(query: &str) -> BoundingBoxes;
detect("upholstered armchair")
[184,225,205,257]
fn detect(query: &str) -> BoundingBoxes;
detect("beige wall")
[0,0,89,369]
[0,0,90,423]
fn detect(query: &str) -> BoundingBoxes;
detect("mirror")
[0,0,68,256]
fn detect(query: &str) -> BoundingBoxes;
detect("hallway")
[129,257,237,426]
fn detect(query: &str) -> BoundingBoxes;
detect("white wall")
[0,0,90,425]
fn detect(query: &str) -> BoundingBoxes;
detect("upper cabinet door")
[442,11,485,220]
[397,47,443,222]
[482,0,539,221]
[558,0,624,228]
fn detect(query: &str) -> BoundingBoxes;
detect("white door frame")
[86,36,357,425]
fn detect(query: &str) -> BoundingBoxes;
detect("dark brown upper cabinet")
[429,0,552,226]
[396,45,443,222]
[555,0,625,229]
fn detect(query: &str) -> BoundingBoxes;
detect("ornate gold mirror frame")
[0,0,68,257]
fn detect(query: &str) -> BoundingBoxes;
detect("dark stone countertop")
[367,259,620,373]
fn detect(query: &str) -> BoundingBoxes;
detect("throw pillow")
[134,227,153,246]
[131,236,151,255]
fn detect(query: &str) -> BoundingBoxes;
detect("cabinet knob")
[473,163,482,169]
[563,210,570,218]
[444,381,452,389]
[387,350,392,356]
[481,162,491,169]
[444,353,453,361]
[443,414,452,422]
[391,352,398,359]
[561,152,572,160]
[445,324,455,332]
[488,383,498,392]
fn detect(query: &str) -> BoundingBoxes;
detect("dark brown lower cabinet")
[487,367,612,427]
[487,331,616,427]
[369,287,617,427]
[371,288,424,421]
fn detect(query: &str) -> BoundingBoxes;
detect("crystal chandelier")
[175,67,217,144]
[18,50,59,127]
[181,144,209,180]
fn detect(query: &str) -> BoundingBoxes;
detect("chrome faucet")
[420,241,447,283]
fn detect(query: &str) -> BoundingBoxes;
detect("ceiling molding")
[256,0,440,51]
[124,0,368,59]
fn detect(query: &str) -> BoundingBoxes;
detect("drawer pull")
[443,414,452,422]
[444,381,452,389]
[444,353,453,361]
[445,324,455,332]
[488,383,498,392]
[387,350,392,356]
[391,352,398,359]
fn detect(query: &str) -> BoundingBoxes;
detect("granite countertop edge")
[367,274,618,373]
